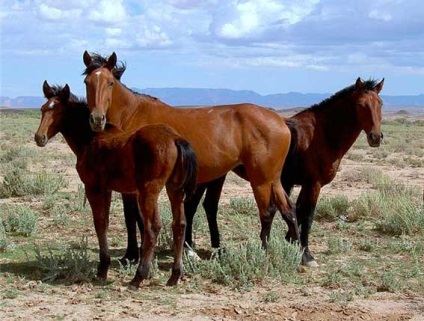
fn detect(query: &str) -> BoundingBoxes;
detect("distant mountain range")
[1,87,424,113]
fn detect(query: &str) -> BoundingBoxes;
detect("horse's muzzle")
[367,132,383,147]
[34,133,48,147]
[89,112,106,132]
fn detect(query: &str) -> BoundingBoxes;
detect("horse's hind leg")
[166,188,186,286]
[203,175,226,249]
[85,187,112,280]
[130,191,162,289]
[271,180,299,242]
[120,193,143,265]
[250,183,276,248]
[184,183,207,249]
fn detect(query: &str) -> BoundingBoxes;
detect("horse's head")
[353,77,385,147]
[34,81,71,147]
[83,50,118,132]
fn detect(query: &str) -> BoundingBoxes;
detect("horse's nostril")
[380,132,384,140]
[101,114,106,121]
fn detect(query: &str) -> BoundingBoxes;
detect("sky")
[1,0,424,98]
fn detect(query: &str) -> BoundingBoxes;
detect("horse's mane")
[82,52,159,102]
[82,52,127,80]
[298,79,379,115]
[46,85,88,109]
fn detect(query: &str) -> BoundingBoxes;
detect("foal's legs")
[120,193,143,265]
[130,191,162,288]
[166,187,186,286]
[85,187,112,280]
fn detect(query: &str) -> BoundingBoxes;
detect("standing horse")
[185,77,385,267]
[34,81,198,287]
[81,51,300,260]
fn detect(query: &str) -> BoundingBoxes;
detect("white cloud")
[87,0,127,23]
[211,0,319,40]
[134,25,172,49]
[106,28,122,37]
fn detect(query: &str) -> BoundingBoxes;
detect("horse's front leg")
[85,187,112,280]
[120,193,143,265]
[296,184,321,267]
[129,192,161,289]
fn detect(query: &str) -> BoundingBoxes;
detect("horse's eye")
[108,81,114,87]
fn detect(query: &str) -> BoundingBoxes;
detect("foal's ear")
[43,80,54,98]
[374,78,384,94]
[83,50,92,67]
[59,84,71,103]
[355,77,364,89]
[105,52,117,70]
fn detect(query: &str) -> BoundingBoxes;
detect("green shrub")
[349,175,423,235]
[0,166,67,198]
[229,197,256,216]
[34,237,96,283]
[315,195,350,222]
[188,234,302,290]
[374,194,424,235]
[0,216,9,252]
[2,205,37,236]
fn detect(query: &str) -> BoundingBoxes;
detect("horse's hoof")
[210,247,226,259]
[127,283,139,291]
[118,257,138,267]
[304,260,318,268]
[184,247,201,262]
[96,272,108,281]
[166,277,179,286]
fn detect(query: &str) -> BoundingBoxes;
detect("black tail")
[281,118,299,194]
[174,139,198,199]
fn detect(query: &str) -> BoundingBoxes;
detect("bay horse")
[186,77,385,267]
[81,51,300,260]
[34,81,198,288]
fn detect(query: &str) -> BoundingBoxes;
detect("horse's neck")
[109,83,170,130]
[60,107,93,157]
[302,101,362,159]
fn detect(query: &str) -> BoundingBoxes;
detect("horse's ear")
[106,52,117,70]
[355,77,364,89]
[43,80,54,98]
[59,84,71,102]
[83,50,92,67]
[375,78,384,94]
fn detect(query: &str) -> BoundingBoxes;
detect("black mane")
[82,52,127,80]
[298,79,378,115]
[82,52,159,102]
[47,85,87,107]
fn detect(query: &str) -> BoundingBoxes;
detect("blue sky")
[1,0,424,98]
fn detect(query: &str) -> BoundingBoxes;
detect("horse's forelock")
[82,52,126,80]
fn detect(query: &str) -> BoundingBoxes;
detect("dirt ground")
[0,111,423,321]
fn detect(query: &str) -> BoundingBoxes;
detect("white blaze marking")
[95,71,102,104]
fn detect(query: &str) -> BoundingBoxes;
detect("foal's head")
[34,81,72,147]
[352,77,385,147]
[82,51,124,132]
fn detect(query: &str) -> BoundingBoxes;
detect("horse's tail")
[281,118,299,194]
[174,138,198,200]
[285,118,299,159]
